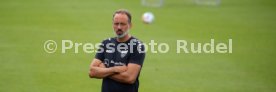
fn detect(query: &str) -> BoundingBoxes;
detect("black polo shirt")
[95,36,145,92]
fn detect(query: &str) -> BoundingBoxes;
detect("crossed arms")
[89,59,141,84]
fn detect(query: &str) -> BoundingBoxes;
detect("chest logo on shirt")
[120,50,128,58]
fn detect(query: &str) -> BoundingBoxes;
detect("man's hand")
[89,59,128,79]
[89,59,115,79]
[109,63,141,84]
[89,59,141,84]
[111,65,127,73]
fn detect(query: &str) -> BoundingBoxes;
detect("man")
[89,9,146,92]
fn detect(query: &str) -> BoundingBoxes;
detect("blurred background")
[0,0,276,92]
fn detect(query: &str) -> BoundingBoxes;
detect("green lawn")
[1,0,276,92]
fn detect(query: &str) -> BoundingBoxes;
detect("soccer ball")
[142,12,154,24]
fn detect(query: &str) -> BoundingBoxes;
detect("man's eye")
[114,23,120,25]
[114,23,127,26]
[120,23,127,26]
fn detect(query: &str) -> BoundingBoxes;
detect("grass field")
[1,0,276,92]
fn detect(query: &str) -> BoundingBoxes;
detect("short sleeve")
[129,43,146,66]
[95,41,105,62]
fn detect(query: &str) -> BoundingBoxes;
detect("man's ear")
[129,23,132,29]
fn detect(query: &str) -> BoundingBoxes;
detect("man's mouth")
[116,30,123,35]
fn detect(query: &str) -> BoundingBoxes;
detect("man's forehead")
[113,13,128,22]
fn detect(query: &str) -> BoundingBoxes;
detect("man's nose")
[118,24,122,29]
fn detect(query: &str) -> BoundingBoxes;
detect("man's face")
[113,13,131,38]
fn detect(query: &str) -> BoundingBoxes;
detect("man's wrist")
[109,67,117,73]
